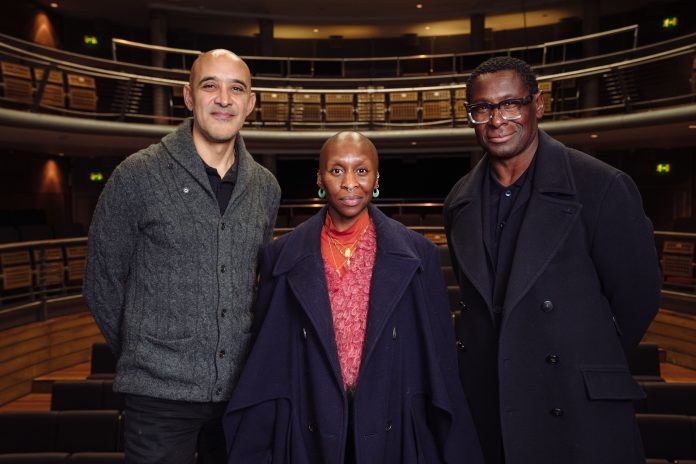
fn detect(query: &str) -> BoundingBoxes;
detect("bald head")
[189,49,251,87]
[319,131,378,169]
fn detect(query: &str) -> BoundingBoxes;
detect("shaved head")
[189,49,251,87]
[319,131,378,170]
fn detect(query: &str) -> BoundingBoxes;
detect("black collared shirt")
[202,157,238,215]
[482,157,537,329]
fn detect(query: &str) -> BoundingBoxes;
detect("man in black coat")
[444,56,661,464]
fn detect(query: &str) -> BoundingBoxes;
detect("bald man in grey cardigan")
[84,50,280,463]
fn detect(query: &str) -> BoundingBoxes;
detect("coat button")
[459,301,468,310]
[550,408,564,417]
[541,300,554,312]
[302,328,307,340]
[456,340,466,351]
[385,420,392,431]
[546,354,560,365]
[308,421,317,432]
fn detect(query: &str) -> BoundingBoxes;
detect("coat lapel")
[273,210,344,388]
[446,158,493,311]
[502,130,582,314]
[361,206,422,364]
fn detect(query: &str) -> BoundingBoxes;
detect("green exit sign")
[656,163,671,174]
[83,35,99,46]
[662,17,678,29]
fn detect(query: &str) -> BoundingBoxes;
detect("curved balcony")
[0,28,695,156]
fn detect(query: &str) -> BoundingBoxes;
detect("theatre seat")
[51,381,103,411]
[642,382,696,415]
[637,414,696,461]
[627,342,663,382]
[88,343,116,379]
[0,411,56,453]
[55,411,121,453]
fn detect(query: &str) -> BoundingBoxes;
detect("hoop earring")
[317,188,326,199]
[372,188,380,199]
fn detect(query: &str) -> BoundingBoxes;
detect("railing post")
[32,65,51,113]
[37,247,48,321]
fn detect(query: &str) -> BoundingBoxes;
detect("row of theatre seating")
[3,333,696,464]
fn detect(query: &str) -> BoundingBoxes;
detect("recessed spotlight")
[416,3,423,8]
[313,28,319,33]
[590,134,599,139]
[425,26,431,30]
[689,124,696,129]
[50,2,58,7]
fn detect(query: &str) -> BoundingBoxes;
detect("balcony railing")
[111,24,639,76]
[0,29,695,130]
[1,218,695,330]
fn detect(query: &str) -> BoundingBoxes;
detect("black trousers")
[124,394,227,464]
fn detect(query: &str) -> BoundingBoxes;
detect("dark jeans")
[124,394,227,464]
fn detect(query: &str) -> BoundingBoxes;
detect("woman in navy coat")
[224,132,483,463]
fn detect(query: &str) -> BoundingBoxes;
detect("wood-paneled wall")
[0,312,103,406]
[644,309,696,370]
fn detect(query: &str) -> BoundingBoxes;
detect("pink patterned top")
[322,217,377,391]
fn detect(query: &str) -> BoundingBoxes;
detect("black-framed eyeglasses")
[467,94,534,125]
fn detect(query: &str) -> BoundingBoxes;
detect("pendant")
[344,249,351,259]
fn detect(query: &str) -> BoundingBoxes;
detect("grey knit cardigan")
[84,119,280,402]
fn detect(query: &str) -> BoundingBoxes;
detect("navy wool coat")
[224,205,483,464]
[444,130,661,464]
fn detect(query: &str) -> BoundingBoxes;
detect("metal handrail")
[111,24,639,71]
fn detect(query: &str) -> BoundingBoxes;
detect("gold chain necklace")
[324,224,369,273]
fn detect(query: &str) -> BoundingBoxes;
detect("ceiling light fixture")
[416,3,423,9]
[425,26,431,30]
[590,134,599,139]
[689,124,696,129]
[50,2,58,7]
[313,28,319,33]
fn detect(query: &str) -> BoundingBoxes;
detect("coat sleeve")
[83,163,140,356]
[421,243,484,464]
[590,171,661,352]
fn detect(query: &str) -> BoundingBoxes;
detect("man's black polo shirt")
[482,156,537,329]
[202,156,238,215]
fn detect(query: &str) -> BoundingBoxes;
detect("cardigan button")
[385,420,392,432]
[541,300,554,312]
